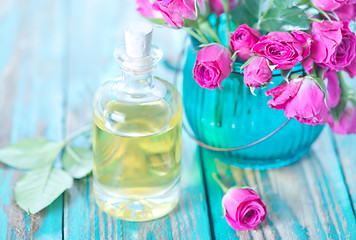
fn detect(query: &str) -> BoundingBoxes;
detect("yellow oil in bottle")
[93,99,182,221]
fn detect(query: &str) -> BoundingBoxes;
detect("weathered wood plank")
[0,0,67,238]
[200,129,356,239]
[63,1,211,239]
[333,75,356,213]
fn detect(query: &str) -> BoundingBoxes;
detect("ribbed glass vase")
[183,45,324,169]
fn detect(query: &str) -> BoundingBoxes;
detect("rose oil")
[92,22,182,221]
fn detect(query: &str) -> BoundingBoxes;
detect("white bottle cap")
[125,21,153,58]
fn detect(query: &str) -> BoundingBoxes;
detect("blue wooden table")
[1,0,356,239]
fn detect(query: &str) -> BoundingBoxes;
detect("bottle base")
[93,180,180,221]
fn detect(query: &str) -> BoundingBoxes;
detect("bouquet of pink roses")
[137,0,356,134]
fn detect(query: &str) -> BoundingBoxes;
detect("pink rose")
[265,77,329,125]
[311,0,348,11]
[253,32,310,70]
[153,0,196,28]
[208,0,239,17]
[230,24,261,61]
[222,188,267,231]
[244,57,273,88]
[137,0,162,18]
[311,21,356,71]
[193,44,233,89]
[324,70,341,108]
[345,56,356,77]
[328,103,356,134]
[293,31,313,73]
[334,3,356,21]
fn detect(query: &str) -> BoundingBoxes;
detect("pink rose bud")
[265,77,329,125]
[193,44,233,89]
[311,0,348,11]
[136,0,162,18]
[311,21,356,71]
[244,57,273,88]
[208,0,239,17]
[334,3,356,21]
[230,24,261,61]
[153,0,197,28]
[222,188,267,231]
[328,103,356,135]
[292,31,313,73]
[253,32,310,70]
[324,70,341,108]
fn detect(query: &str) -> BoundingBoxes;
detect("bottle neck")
[113,44,162,95]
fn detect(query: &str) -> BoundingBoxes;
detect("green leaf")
[62,147,93,179]
[313,76,328,107]
[221,0,229,13]
[232,0,270,27]
[331,72,353,120]
[281,69,293,82]
[182,17,199,28]
[0,138,63,169]
[146,18,167,25]
[260,7,310,32]
[274,0,301,8]
[14,166,73,214]
[240,55,259,70]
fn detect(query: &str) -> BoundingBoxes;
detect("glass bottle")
[92,22,182,221]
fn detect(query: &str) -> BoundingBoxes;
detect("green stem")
[338,72,356,106]
[311,3,331,21]
[196,28,210,43]
[225,11,231,33]
[66,146,84,164]
[256,0,275,30]
[63,124,92,146]
[200,21,222,44]
[185,28,209,44]
[212,173,229,193]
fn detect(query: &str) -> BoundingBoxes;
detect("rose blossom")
[252,32,310,70]
[193,44,233,89]
[209,0,239,16]
[311,21,356,71]
[222,188,267,231]
[311,0,349,11]
[334,3,356,21]
[265,77,329,125]
[345,56,356,77]
[244,57,273,88]
[137,0,162,18]
[324,70,341,108]
[153,0,196,28]
[328,103,356,134]
[293,31,313,73]
[230,24,261,61]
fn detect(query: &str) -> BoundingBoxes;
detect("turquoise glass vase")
[183,45,324,169]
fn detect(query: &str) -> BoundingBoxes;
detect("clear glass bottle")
[92,22,182,221]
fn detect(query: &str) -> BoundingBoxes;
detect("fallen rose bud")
[213,173,267,231]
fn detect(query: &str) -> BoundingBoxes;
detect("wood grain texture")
[334,75,356,213]
[0,0,67,239]
[200,129,356,240]
[62,0,211,239]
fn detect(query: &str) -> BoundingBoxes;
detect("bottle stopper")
[125,21,153,58]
